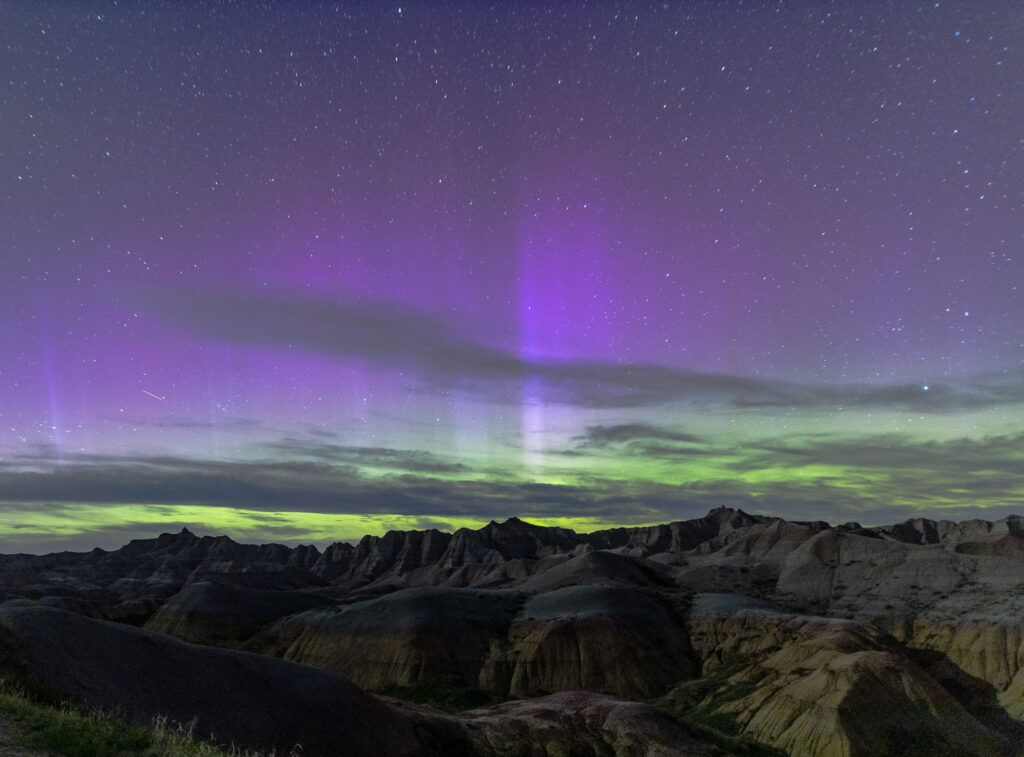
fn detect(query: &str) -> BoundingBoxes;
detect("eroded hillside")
[3,508,1024,756]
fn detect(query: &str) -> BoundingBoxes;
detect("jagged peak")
[489,516,531,530]
[480,517,525,533]
[153,527,198,543]
[706,506,734,515]
[703,506,759,524]
[483,517,579,541]
[56,510,1024,562]
[155,527,200,544]
[323,540,356,552]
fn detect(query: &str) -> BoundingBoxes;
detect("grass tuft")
[0,679,300,756]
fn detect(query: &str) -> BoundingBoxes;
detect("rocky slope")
[260,583,696,700]
[0,601,430,756]
[144,581,332,644]
[673,593,1020,756]
[0,601,745,757]
[5,507,1024,755]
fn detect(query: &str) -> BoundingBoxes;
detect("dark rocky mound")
[452,690,738,756]
[0,600,732,756]
[503,585,697,699]
[262,587,523,694]
[0,528,326,622]
[261,583,697,701]
[144,581,332,644]
[0,600,438,756]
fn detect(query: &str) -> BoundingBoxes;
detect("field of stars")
[1,1,1022,553]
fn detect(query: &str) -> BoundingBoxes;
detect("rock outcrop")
[0,600,433,756]
[672,594,1020,756]
[453,691,734,756]
[144,581,332,644]
[261,583,697,701]
[6,508,1024,756]
[0,600,733,757]
[264,587,523,693]
[502,585,696,699]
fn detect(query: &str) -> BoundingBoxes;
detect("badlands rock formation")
[3,507,1024,755]
[259,583,696,700]
[0,601,754,756]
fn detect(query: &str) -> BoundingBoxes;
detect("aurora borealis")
[2,1,1022,553]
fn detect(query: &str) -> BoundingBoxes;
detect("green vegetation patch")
[652,656,785,757]
[0,680,287,757]
[657,656,766,724]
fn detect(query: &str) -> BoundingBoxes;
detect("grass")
[651,657,787,756]
[0,680,298,757]
[655,655,767,727]
[649,701,787,757]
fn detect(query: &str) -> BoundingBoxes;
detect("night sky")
[2,1,1022,553]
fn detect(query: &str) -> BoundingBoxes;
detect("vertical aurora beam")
[35,286,64,458]
[513,168,619,480]
[514,215,549,478]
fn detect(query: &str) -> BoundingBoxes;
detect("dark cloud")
[265,439,469,474]
[0,457,344,512]
[0,441,771,525]
[0,453,651,521]
[3,431,1022,547]
[145,290,1024,412]
[729,433,1024,515]
[735,432,1024,477]
[144,417,263,431]
[3,457,1021,555]
[577,424,705,446]
[563,423,716,459]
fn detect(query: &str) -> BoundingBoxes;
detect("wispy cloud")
[2,429,1022,540]
[264,438,469,474]
[576,424,706,447]
[144,289,1024,412]
[144,417,263,431]
[0,452,651,520]
[735,432,1024,477]
[562,423,716,458]
[729,432,1024,516]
